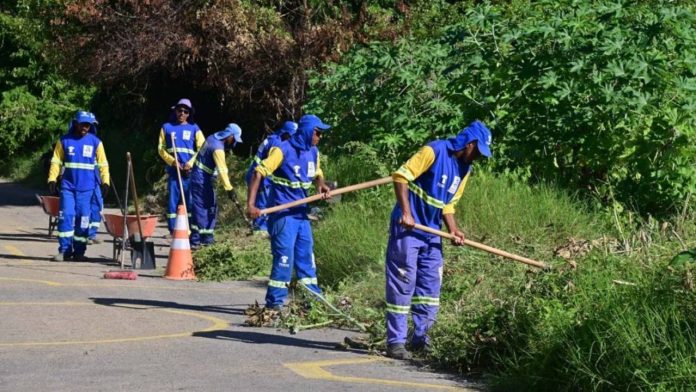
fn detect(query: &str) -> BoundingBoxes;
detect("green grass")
[192,228,272,281]
[58,139,694,390]
[308,167,696,390]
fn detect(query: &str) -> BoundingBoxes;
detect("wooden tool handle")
[170,133,189,217]
[412,223,547,269]
[126,152,144,239]
[259,176,393,215]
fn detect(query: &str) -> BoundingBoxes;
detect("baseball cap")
[74,111,98,124]
[298,114,331,133]
[448,120,492,157]
[214,123,243,143]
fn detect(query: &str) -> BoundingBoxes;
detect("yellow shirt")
[392,146,469,214]
[47,141,110,185]
[254,147,324,179]
[212,149,233,191]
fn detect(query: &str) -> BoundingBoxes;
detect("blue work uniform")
[189,134,233,246]
[255,115,329,307]
[158,122,203,233]
[385,120,491,348]
[245,134,282,232]
[49,127,110,257]
[88,168,103,240]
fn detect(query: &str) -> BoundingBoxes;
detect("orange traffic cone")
[164,205,196,280]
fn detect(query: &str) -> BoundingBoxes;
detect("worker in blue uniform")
[245,121,298,235]
[189,123,243,248]
[246,114,332,310]
[87,157,104,244]
[385,120,492,360]
[157,98,205,234]
[87,123,105,244]
[48,111,110,261]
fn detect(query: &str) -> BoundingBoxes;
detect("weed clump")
[193,235,271,281]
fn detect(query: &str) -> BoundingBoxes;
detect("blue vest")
[246,134,282,183]
[392,140,471,229]
[191,134,224,184]
[162,122,200,175]
[267,141,319,217]
[60,133,103,192]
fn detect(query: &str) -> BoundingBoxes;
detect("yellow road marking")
[0,302,228,347]
[1,245,33,265]
[0,277,62,286]
[0,276,258,293]
[284,357,471,391]
[4,244,24,256]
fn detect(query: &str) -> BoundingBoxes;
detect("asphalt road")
[0,179,480,391]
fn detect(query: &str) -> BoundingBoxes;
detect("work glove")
[101,183,110,199]
[48,181,57,195]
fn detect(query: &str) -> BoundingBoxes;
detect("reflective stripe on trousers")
[189,178,217,246]
[385,219,443,346]
[265,215,321,307]
[89,183,103,239]
[58,188,94,255]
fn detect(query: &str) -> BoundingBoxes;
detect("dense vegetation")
[309,0,696,214]
[2,0,695,390]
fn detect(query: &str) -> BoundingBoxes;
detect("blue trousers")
[88,185,103,240]
[168,173,191,233]
[57,189,93,256]
[385,220,443,346]
[265,215,321,307]
[189,178,216,246]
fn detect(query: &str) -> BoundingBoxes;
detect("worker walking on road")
[189,123,243,248]
[158,98,205,234]
[245,121,298,235]
[247,114,332,310]
[384,120,492,360]
[48,111,110,261]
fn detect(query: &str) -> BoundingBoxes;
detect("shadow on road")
[0,253,55,262]
[0,253,120,266]
[90,297,246,316]
[0,233,56,243]
[192,329,340,352]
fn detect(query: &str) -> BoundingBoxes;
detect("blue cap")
[276,121,298,136]
[74,111,98,125]
[297,114,331,133]
[448,120,492,157]
[214,123,243,143]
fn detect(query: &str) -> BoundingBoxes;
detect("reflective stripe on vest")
[64,162,96,170]
[268,175,312,189]
[167,147,196,155]
[408,182,446,209]
[195,160,216,175]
